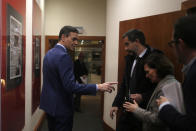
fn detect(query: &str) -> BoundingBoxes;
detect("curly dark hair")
[144,53,174,79]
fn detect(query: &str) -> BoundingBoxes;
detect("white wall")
[104,0,187,129]
[23,0,45,130]
[45,0,106,36]
[24,0,33,129]
[30,0,45,129]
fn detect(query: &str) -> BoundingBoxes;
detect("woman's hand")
[123,100,139,112]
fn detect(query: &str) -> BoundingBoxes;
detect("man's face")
[173,41,184,64]
[62,32,78,51]
[168,32,184,64]
[123,36,137,55]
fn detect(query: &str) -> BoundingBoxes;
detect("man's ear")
[61,34,66,42]
[178,38,186,48]
[135,39,140,43]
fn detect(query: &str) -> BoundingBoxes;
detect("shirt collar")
[138,48,147,58]
[57,43,67,52]
[182,56,196,75]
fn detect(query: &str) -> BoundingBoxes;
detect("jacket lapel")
[146,75,174,109]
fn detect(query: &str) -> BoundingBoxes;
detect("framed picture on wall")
[9,16,22,79]
[32,0,42,114]
[33,36,41,77]
[6,4,23,90]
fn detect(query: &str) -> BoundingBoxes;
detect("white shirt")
[57,43,67,52]
[130,48,147,77]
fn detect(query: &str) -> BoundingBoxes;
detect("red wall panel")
[1,0,26,130]
[0,0,2,129]
[32,0,41,114]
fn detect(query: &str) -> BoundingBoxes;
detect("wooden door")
[118,11,185,86]
[0,0,2,129]
[117,10,185,125]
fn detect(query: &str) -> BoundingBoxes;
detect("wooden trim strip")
[181,0,196,10]
[34,112,46,131]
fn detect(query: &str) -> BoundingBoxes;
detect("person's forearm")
[133,107,161,125]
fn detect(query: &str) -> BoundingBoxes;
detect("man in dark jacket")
[157,15,196,131]
[74,52,88,112]
[110,29,158,131]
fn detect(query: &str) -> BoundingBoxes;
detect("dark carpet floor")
[39,94,103,131]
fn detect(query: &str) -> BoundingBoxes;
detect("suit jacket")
[112,46,158,109]
[40,44,96,125]
[159,60,196,131]
[133,75,185,131]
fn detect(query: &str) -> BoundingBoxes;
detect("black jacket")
[112,47,159,108]
[158,60,196,131]
[74,59,88,84]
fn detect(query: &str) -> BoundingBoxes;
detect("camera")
[123,97,134,112]
[124,97,134,103]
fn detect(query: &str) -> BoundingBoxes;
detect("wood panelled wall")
[182,0,196,11]
[118,11,185,89]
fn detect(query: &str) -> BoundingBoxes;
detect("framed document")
[6,4,23,90]
[33,36,41,77]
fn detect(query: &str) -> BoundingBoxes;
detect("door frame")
[0,0,2,129]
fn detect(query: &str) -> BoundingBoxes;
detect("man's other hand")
[110,107,118,119]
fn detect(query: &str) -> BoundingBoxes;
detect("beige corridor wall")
[45,0,106,36]
[23,0,45,130]
[104,0,187,129]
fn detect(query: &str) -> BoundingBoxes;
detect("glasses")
[168,40,178,47]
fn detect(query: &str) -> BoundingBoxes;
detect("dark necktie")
[135,56,141,61]
[130,56,140,77]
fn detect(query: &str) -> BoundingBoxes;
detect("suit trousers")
[46,113,73,131]
[116,111,142,131]
[74,94,81,111]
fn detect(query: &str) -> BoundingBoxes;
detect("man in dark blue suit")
[40,26,117,131]
[156,15,196,131]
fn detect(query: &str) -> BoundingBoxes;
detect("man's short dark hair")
[59,26,79,41]
[144,53,174,79]
[174,15,196,49]
[187,7,196,15]
[122,29,146,46]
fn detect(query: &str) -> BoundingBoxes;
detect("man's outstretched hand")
[97,82,118,93]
